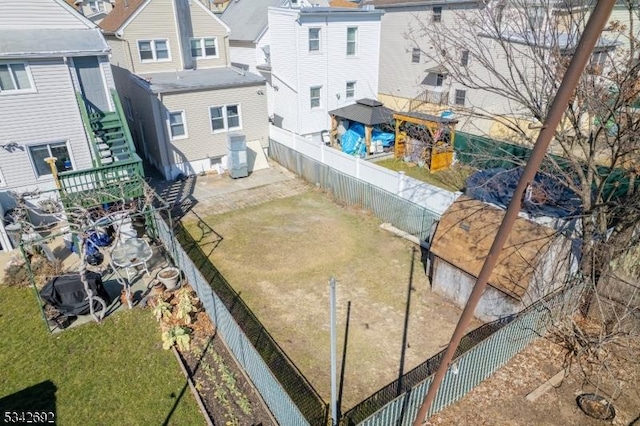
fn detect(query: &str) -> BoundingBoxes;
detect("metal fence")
[346,281,585,426]
[270,140,440,242]
[155,212,328,426]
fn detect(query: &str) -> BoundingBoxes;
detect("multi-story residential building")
[267,5,384,141]
[66,0,114,23]
[369,0,621,137]
[0,0,142,251]
[100,0,270,180]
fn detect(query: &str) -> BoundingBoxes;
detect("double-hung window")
[412,48,421,63]
[461,50,470,66]
[209,105,242,133]
[168,111,187,140]
[432,6,442,23]
[88,0,106,13]
[347,27,357,56]
[29,142,73,178]
[0,63,33,93]
[309,28,321,52]
[454,89,466,106]
[346,81,356,99]
[190,37,218,58]
[310,86,322,108]
[138,39,170,62]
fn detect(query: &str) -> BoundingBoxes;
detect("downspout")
[325,14,329,135]
[295,15,301,135]
[157,92,175,179]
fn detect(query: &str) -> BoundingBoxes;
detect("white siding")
[269,8,382,136]
[0,0,91,30]
[229,41,258,72]
[0,58,92,192]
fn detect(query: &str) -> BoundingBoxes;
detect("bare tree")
[406,0,640,398]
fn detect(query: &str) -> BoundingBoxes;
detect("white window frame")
[346,27,358,56]
[461,50,470,66]
[27,141,74,179]
[137,39,171,63]
[0,62,36,94]
[309,28,321,52]
[209,104,243,134]
[454,89,466,106]
[88,0,106,13]
[167,110,188,140]
[310,86,322,109]
[435,73,445,87]
[432,6,442,23]
[190,37,219,59]
[346,81,356,99]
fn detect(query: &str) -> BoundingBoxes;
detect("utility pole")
[412,1,617,424]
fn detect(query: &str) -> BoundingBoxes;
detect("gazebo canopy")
[328,98,394,126]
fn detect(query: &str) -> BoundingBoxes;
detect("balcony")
[409,89,450,111]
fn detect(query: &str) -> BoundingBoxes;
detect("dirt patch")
[182,188,481,410]
[426,338,640,425]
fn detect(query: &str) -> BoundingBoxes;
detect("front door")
[74,56,109,113]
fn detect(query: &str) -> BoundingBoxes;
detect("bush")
[3,256,63,288]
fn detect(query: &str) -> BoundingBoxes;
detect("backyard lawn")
[182,189,479,410]
[0,286,204,425]
[374,158,474,192]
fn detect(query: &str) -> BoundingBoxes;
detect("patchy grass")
[0,286,204,425]
[374,158,474,192]
[182,189,478,410]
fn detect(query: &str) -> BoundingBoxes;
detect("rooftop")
[136,67,265,94]
[220,0,282,42]
[0,28,109,58]
[99,0,147,33]
[328,98,395,126]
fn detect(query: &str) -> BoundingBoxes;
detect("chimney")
[174,0,195,70]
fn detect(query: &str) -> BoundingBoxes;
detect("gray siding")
[107,37,133,70]
[161,84,269,161]
[0,58,92,191]
[0,0,90,30]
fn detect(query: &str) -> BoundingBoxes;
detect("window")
[0,63,33,93]
[432,6,442,23]
[190,37,218,58]
[346,81,356,99]
[310,86,321,108]
[309,28,321,52]
[137,39,170,62]
[436,73,445,87]
[168,111,187,139]
[209,104,242,133]
[88,0,106,13]
[588,51,608,73]
[123,97,134,120]
[412,48,421,63]
[29,142,72,178]
[461,50,470,66]
[528,7,544,30]
[347,27,358,56]
[454,89,466,106]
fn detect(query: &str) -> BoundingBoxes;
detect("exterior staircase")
[88,110,135,166]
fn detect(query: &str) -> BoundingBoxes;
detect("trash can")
[227,134,248,179]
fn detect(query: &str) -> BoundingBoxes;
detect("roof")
[394,110,458,125]
[136,67,265,94]
[328,98,394,126]
[430,196,557,300]
[298,6,384,15]
[221,0,281,42]
[363,0,477,7]
[99,0,147,33]
[329,0,359,7]
[0,28,110,58]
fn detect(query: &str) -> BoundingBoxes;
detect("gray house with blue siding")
[0,0,133,251]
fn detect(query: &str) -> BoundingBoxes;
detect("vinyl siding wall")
[189,2,229,69]
[159,84,268,164]
[269,8,381,135]
[229,41,258,72]
[0,58,92,195]
[120,0,183,73]
[0,0,90,30]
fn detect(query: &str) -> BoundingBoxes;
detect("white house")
[65,0,114,23]
[0,0,135,251]
[267,6,384,141]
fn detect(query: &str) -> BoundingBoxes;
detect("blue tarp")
[466,168,582,218]
[372,129,395,147]
[341,123,367,156]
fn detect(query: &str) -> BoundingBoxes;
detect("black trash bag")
[40,272,111,316]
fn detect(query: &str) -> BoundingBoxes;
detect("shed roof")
[328,98,394,126]
[0,28,109,58]
[99,0,147,33]
[136,67,265,94]
[430,196,556,300]
[221,0,281,42]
